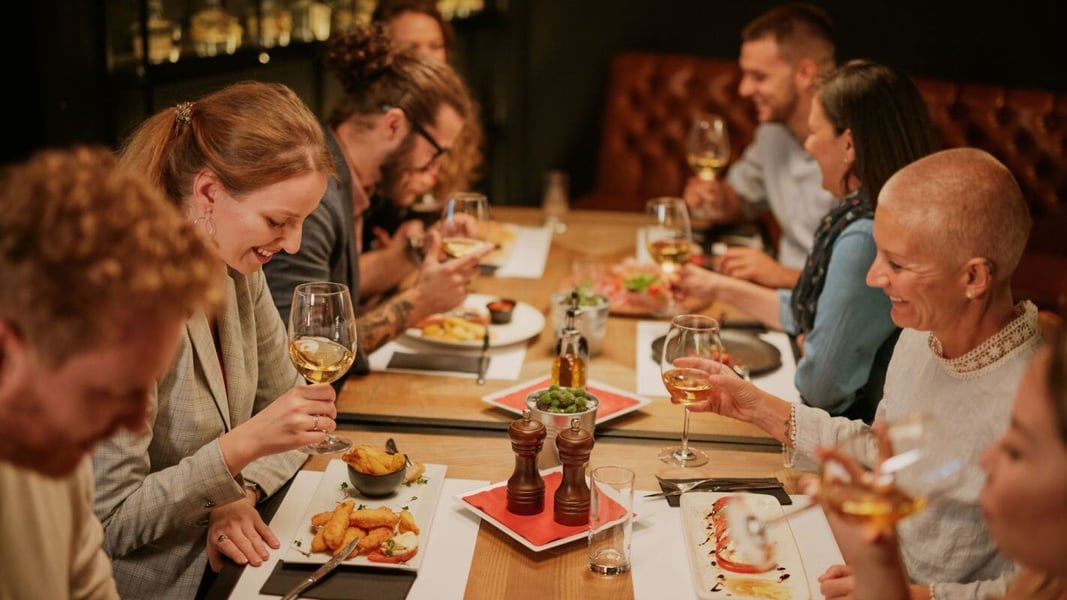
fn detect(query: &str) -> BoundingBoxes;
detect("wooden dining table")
[337,206,780,448]
[228,426,795,600]
[212,207,811,599]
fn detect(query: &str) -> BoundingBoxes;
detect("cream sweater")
[791,302,1041,597]
[0,457,118,599]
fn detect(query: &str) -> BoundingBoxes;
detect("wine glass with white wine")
[659,314,722,467]
[645,196,693,316]
[723,413,964,570]
[288,282,358,454]
[439,192,491,260]
[686,113,730,222]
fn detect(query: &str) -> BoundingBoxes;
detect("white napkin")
[368,336,528,381]
[631,493,844,599]
[635,320,801,403]
[229,475,488,599]
[492,225,553,278]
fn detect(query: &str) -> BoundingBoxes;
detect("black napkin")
[658,477,791,507]
[387,351,481,373]
[259,562,416,600]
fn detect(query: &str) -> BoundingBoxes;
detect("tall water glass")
[588,466,635,575]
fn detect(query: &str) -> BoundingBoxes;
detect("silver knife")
[476,327,490,385]
[643,484,782,499]
[281,534,362,600]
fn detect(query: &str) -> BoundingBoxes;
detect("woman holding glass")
[684,147,1038,597]
[676,61,936,422]
[91,82,340,599]
[818,323,1067,599]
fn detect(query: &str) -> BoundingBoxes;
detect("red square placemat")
[491,376,641,418]
[461,471,627,547]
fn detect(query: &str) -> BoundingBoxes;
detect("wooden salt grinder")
[506,410,546,515]
[553,417,594,525]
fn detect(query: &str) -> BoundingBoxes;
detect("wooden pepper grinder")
[553,417,594,525]
[506,410,546,515]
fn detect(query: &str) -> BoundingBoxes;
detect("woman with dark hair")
[677,60,938,422]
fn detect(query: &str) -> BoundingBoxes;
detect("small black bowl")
[346,463,405,497]
[487,299,516,324]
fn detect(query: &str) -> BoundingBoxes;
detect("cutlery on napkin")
[387,352,481,373]
[654,477,791,507]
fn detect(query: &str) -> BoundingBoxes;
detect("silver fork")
[643,477,718,498]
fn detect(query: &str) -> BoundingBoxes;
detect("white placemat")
[635,321,800,403]
[368,336,528,381]
[631,493,843,599]
[229,475,487,599]
[493,225,553,278]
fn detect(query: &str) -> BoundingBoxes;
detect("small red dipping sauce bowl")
[487,299,516,324]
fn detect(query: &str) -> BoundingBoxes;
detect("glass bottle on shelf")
[330,0,358,33]
[189,0,243,57]
[247,0,292,48]
[291,0,332,43]
[542,169,569,234]
[130,0,181,64]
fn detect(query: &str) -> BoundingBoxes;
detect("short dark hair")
[817,60,938,200]
[742,3,835,68]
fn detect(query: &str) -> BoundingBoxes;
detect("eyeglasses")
[383,104,447,171]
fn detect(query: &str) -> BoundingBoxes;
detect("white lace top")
[928,301,1041,379]
[790,304,1043,596]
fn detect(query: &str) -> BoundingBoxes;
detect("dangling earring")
[193,209,216,240]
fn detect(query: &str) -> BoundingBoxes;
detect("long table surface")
[242,426,797,600]
[337,207,783,448]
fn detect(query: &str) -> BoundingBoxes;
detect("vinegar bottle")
[552,293,588,389]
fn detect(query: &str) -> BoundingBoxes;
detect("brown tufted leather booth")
[579,51,1067,308]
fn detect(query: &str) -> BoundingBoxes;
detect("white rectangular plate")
[680,492,809,600]
[283,459,447,572]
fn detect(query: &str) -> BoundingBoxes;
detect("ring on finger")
[217,533,228,544]
[312,415,320,431]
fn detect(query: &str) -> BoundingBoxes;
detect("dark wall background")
[6,0,1066,207]
[511,0,1067,206]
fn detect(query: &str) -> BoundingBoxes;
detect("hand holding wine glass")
[438,192,492,260]
[686,113,730,221]
[659,314,723,467]
[289,282,358,454]
[645,197,693,316]
[724,413,964,570]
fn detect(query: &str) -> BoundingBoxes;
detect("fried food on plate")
[323,500,354,550]
[349,507,401,529]
[343,445,406,475]
[403,461,426,484]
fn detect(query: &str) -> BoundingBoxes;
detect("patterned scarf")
[790,189,875,335]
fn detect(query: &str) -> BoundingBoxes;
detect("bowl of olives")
[525,385,599,467]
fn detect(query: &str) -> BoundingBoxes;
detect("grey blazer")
[92,269,307,599]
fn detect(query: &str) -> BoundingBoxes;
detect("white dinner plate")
[283,459,447,572]
[680,492,809,599]
[404,293,545,348]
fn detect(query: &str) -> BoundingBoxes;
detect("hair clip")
[175,102,194,127]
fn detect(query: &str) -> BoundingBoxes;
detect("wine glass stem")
[680,406,692,457]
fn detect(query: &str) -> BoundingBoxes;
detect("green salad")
[531,385,596,414]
